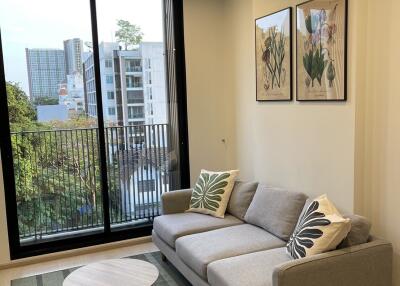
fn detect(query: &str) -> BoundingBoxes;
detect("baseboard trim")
[0,235,152,270]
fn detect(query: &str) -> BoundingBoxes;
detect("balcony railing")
[11,124,170,242]
[126,66,142,73]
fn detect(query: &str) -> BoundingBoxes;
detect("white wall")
[354,0,400,284]
[184,0,231,184]
[215,0,365,213]
[184,0,361,212]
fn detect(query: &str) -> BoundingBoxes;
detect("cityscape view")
[26,38,167,127]
[1,0,172,243]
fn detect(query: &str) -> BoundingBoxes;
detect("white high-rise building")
[83,42,120,124]
[64,38,84,75]
[83,42,167,127]
[141,42,168,125]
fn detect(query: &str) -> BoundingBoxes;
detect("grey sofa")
[152,184,393,286]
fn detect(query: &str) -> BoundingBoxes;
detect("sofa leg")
[161,253,168,262]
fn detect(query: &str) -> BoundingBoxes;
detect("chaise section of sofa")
[152,184,393,286]
[207,237,392,286]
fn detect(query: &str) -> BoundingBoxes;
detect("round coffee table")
[63,258,159,286]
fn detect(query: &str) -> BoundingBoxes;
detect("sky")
[0,0,164,94]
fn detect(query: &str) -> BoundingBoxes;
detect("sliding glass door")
[95,0,172,230]
[0,0,188,259]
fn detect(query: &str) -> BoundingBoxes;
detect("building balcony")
[11,124,170,244]
[125,67,142,73]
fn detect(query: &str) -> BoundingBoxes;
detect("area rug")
[11,251,191,286]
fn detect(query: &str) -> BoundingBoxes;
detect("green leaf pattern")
[190,172,230,212]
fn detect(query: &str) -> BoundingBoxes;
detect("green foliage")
[6,82,41,200]
[5,82,128,239]
[327,61,336,87]
[303,48,327,87]
[33,96,59,106]
[5,82,107,237]
[51,114,98,129]
[6,82,37,131]
[262,27,286,90]
[302,9,336,88]
[314,48,328,86]
[115,19,143,50]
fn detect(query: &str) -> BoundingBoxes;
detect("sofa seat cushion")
[207,248,291,286]
[153,212,243,248]
[176,224,286,280]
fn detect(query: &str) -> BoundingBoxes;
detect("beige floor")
[0,240,158,286]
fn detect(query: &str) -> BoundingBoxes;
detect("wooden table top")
[63,258,159,286]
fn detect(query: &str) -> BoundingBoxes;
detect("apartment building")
[25,48,66,99]
[64,38,84,75]
[83,42,167,126]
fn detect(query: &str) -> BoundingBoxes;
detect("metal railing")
[126,66,142,73]
[11,124,169,242]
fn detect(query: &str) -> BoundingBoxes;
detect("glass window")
[107,91,115,100]
[108,107,116,115]
[148,103,154,115]
[126,75,142,88]
[105,59,113,68]
[146,87,153,100]
[129,121,145,126]
[127,90,144,104]
[128,106,144,119]
[0,0,104,248]
[144,58,151,69]
[106,75,113,84]
[126,59,142,72]
[146,71,152,84]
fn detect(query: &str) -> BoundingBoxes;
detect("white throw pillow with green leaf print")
[187,169,239,218]
[286,194,351,259]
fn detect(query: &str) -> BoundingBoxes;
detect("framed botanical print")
[256,8,292,101]
[296,0,348,101]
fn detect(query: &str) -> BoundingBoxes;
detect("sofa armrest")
[273,238,392,286]
[161,189,193,214]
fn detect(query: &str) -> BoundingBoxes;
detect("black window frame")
[0,0,189,260]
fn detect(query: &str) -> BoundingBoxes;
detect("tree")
[5,82,40,201]
[115,20,143,50]
[33,96,59,106]
[5,82,101,233]
[6,82,37,131]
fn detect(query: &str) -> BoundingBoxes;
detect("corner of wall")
[0,156,11,264]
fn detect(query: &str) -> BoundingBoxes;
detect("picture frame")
[296,0,348,101]
[255,8,293,102]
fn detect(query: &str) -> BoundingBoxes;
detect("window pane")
[126,59,142,72]
[0,0,104,244]
[96,0,172,229]
[127,90,144,104]
[126,75,143,88]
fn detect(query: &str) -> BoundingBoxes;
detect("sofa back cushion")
[227,181,259,220]
[338,214,371,248]
[244,185,308,241]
